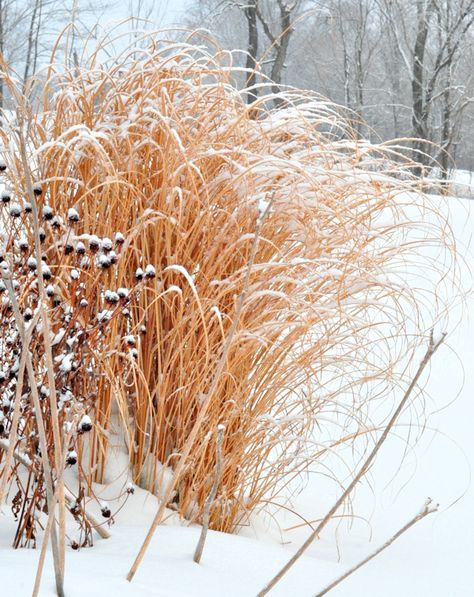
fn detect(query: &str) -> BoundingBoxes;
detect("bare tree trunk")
[411,0,434,172]
[270,0,293,102]
[23,0,42,91]
[244,0,258,104]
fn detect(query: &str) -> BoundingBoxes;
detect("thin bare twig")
[193,424,225,564]
[314,498,439,596]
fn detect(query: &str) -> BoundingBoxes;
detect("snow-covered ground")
[1,194,473,596]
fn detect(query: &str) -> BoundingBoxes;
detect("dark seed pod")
[89,235,100,252]
[9,203,22,218]
[24,202,32,213]
[42,265,52,280]
[66,451,77,466]
[75,242,86,255]
[98,254,111,269]
[67,208,80,222]
[42,206,53,221]
[33,182,43,196]
[79,415,92,433]
[52,297,61,307]
[1,189,11,203]
[24,308,33,321]
[65,243,74,255]
[0,159,6,172]
[100,504,111,518]
[102,238,113,252]
[39,228,46,242]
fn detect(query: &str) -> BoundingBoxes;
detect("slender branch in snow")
[314,497,439,597]
[193,425,225,564]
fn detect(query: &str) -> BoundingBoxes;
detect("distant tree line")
[187,0,474,174]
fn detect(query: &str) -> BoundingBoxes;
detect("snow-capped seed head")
[102,237,113,252]
[130,347,139,359]
[98,254,111,269]
[135,267,144,280]
[27,256,37,271]
[79,298,88,308]
[67,208,80,222]
[64,243,74,255]
[1,189,11,203]
[0,158,6,172]
[0,280,5,293]
[104,290,119,304]
[100,502,111,518]
[39,228,46,242]
[109,250,118,264]
[122,308,131,318]
[139,324,147,335]
[51,216,62,229]
[66,450,77,466]
[41,264,52,280]
[46,284,56,297]
[52,297,61,307]
[42,205,53,220]
[117,287,129,299]
[12,280,20,290]
[24,202,32,213]
[125,482,135,495]
[40,385,50,398]
[97,309,113,323]
[75,241,86,255]
[78,414,92,433]
[145,264,156,278]
[124,335,136,346]
[115,232,125,245]
[24,308,33,321]
[32,182,42,196]
[70,269,80,281]
[19,237,29,251]
[9,203,21,217]
[89,235,100,251]
[80,256,90,269]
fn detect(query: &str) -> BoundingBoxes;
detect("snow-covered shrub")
[0,31,455,538]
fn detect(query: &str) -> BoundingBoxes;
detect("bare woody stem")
[193,425,225,564]
[314,498,439,597]
[257,330,446,597]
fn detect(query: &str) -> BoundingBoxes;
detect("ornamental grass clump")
[0,29,454,547]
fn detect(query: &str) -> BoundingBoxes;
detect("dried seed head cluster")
[0,157,158,545]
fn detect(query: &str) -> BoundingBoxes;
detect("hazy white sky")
[100,0,192,27]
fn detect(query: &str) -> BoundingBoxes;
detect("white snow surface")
[1,195,473,596]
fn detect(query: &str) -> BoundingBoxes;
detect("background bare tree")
[188,0,474,173]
